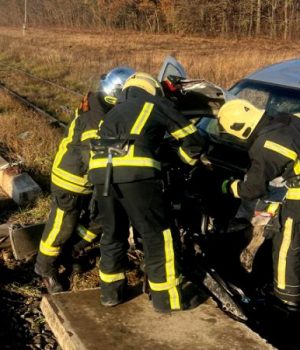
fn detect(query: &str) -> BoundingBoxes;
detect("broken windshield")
[198,80,300,146]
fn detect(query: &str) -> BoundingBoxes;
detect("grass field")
[0,26,300,121]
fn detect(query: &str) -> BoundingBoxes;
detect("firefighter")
[88,72,206,312]
[34,67,135,293]
[219,98,300,309]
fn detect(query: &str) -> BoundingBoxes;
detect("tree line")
[0,0,299,39]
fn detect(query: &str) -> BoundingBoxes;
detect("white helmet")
[98,67,135,108]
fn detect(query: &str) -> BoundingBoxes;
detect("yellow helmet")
[217,99,265,140]
[122,72,164,96]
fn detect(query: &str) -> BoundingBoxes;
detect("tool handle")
[103,153,113,197]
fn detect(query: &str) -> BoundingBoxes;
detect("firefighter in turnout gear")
[219,99,300,309]
[35,67,135,293]
[89,72,206,312]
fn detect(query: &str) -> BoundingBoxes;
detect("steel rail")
[0,83,66,128]
[0,62,84,97]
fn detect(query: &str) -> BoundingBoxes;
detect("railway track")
[0,82,66,128]
[0,62,86,128]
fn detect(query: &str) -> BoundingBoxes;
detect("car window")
[230,80,300,117]
[231,86,269,109]
[198,80,300,145]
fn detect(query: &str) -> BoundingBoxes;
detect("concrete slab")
[41,288,275,350]
[10,223,45,260]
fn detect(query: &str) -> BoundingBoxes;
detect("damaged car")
[156,57,300,323]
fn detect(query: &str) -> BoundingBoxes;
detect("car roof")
[245,58,300,89]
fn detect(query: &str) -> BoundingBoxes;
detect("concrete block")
[12,173,41,205]
[0,169,41,206]
[10,223,45,260]
[41,288,275,350]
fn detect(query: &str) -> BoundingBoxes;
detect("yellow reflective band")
[104,96,117,105]
[148,229,181,309]
[130,102,154,135]
[294,160,300,175]
[76,225,97,243]
[264,141,297,161]
[89,145,161,171]
[51,173,92,194]
[149,277,181,291]
[178,147,197,166]
[99,270,125,283]
[52,168,89,187]
[277,217,293,290]
[44,208,65,248]
[81,129,98,142]
[286,188,300,200]
[163,229,176,282]
[53,109,80,171]
[163,228,180,309]
[168,286,181,310]
[90,157,161,169]
[171,124,197,140]
[230,180,240,198]
[39,241,61,257]
[266,202,280,216]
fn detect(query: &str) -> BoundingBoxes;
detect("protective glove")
[221,178,234,194]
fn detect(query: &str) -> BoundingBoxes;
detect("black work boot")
[180,281,204,310]
[100,280,126,307]
[34,266,64,294]
[152,280,204,313]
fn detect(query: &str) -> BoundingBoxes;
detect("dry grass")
[0,27,300,123]
[8,196,51,225]
[0,91,62,184]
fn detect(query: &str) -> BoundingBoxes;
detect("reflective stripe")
[294,160,300,175]
[130,102,154,135]
[52,168,89,187]
[171,124,197,140]
[89,145,161,171]
[81,129,98,142]
[40,208,65,256]
[286,188,300,200]
[164,229,176,281]
[99,270,125,283]
[230,180,240,198]
[168,286,181,310]
[178,147,197,166]
[266,202,280,216]
[53,109,80,171]
[51,173,92,194]
[264,141,297,160]
[39,241,61,257]
[76,225,97,243]
[277,217,293,289]
[149,277,181,291]
[149,229,180,310]
[44,208,65,247]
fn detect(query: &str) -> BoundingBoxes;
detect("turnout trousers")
[35,187,102,277]
[95,179,182,312]
[272,198,300,304]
